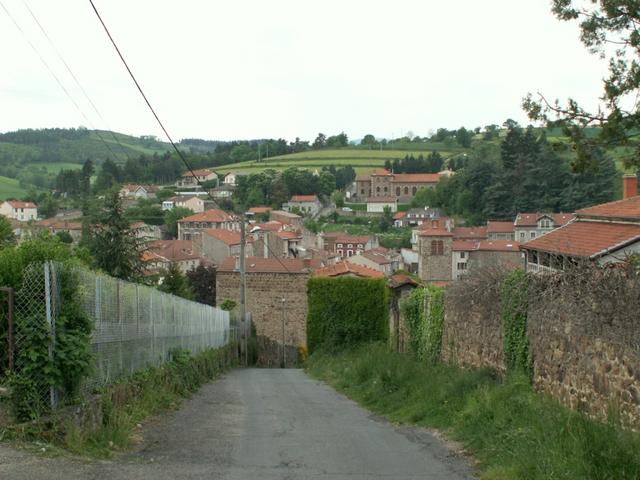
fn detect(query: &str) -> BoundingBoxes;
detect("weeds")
[306,343,640,480]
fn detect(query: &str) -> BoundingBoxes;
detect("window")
[396,187,400,196]
[412,186,417,195]
[337,249,343,255]
[337,243,343,248]
[457,262,467,270]
[530,231,536,239]
[540,218,551,228]
[384,186,388,193]
[520,232,525,240]
[361,189,365,194]
[347,250,353,257]
[376,186,380,193]
[430,240,444,255]
[460,251,466,259]
[404,186,409,195]
[347,244,353,248]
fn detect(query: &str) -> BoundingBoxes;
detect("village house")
[347,247,401,276]
[354,169,441,203]
[366,196,398,213]
[198,228,248,266]
[0,200,38,222]
[143,239,203,275]
[222,172,242,186]
[247,206,272,217]
[161,195,210,212]
[270,210,303,228]
[131,222,162,242]
[176,169,217,189]
[177,209,237,241]
[417,218,522,283]
[314,260,384,278]
[487,221,516,240]
[210,184,235,200]
[319,232,378,258]
[514,212,575,242]
[393,207,442,227]
[283,195,322,216]
[522,174,640,273]
[119,184,160,200]
[34,218,83,243]
[216,256,322,366]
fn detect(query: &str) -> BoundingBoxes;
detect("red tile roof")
[515,212,575,227]
[576,195,640,221]
[179,209,233,223]
[218,256,321,273]
[452,226,488,240]
[146,240,201,262]
[393,212,407,220]
[251,221,284,232]
[276,231,302,240]
[487,221,515,234]
[452,240,477,251]
[475,240,521,252]
[314,261,384,278]
[360,250,392,265]
[333,234,371,244]
[371,168,393,176]
[391,173,441,183]
[204,228,241,246]
[521,221,640,258]
[290,195,319,203]
[388,273,420,288]
[248,206,272,214]
[4,201,36,208]
[417,227,453,237]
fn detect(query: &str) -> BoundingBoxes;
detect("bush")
[400,285,444,364]
[501,270,530,376]
[307,277,389,353]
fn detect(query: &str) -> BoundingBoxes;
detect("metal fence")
[7,261,231,411]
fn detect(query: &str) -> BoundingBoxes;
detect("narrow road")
[0,369,474,479]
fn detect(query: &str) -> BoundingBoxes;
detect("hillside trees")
[523,0,640,170]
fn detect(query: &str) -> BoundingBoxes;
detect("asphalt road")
[0,369,475,479]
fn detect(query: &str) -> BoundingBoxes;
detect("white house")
[176,169,217,189]
[162,195,205,212]
[222,172,242,186]
[0,201,38,222]
[366,196,398,213]
[283,195,322,216]
[119,184,160,199]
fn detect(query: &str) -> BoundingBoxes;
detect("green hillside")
[0,175,29,200]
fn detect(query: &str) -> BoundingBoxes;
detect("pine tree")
[159,263,193,299]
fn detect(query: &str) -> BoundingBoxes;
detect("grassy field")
[0,175,28,200]
[213,148,468,175]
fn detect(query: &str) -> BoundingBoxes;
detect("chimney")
[623,173,638,199]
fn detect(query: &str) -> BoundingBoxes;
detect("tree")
[186,264,216,306]
[312,133,327,149]
[159,263,193,299]
[164,207,193,238]
[89,190,143,280]
[523,1,640,170]
[55,231,74,244]
[94,159,121,192]
[361,134,377,147]
[326,132,349,148]
[332,191,345,208]
[378,205,394,232]
[455,127,472,148]
[0,215,15,248]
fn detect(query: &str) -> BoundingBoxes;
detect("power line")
[0,0,120,162]
[87,0,296,276]
[21,0,132,160]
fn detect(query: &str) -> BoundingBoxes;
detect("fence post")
[44,262,56,409]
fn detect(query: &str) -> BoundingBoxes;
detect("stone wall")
[217,271,310,366]
[442,269,640,429]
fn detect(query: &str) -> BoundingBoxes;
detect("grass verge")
[306,343,640,480]
[2,345,236,458]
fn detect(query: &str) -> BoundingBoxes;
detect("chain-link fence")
[6,262,230,413]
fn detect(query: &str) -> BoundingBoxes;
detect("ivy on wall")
[501,269,531,376]
[307,277,389,353]
[400,285,445,364]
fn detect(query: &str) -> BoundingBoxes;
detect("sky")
[0,0,609,143]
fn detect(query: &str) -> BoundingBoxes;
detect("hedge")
[307,277,389,353]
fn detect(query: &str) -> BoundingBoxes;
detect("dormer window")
[540,218,551,228]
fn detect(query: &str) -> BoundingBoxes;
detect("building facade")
[354,169,441,203]
[0,201,37,222]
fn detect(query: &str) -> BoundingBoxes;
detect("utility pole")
[281,296,286,368]
[239,215,247,365]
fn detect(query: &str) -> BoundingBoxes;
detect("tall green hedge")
[307,277,389,353]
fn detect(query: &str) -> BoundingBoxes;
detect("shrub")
[307,277,389,353]
[501,269,530,376]
[400,285,445,363]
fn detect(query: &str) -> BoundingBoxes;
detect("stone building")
[417,223,454,283]
[216,256,321,366]
[199,228,244,266]
[514,212,575,243]
[177,209,237,241]
[320,232,378,258]
[354,169,441,203]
